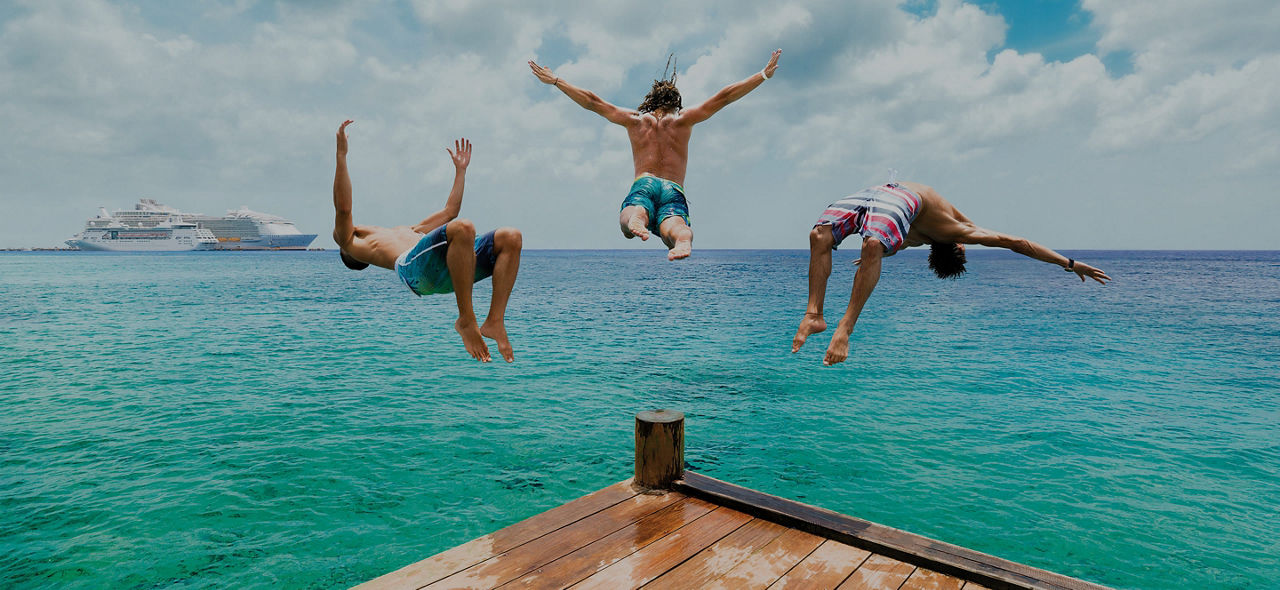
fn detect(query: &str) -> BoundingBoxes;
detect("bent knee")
[448,218,476,237]
[495,227,522,249]
[860,236,885,257]
[809,226,834,248]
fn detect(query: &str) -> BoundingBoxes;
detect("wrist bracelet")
[760,68,770,81]
[1064,258,1075,271]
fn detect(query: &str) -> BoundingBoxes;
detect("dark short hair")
[928,242,967,279]
[339,250,369,271]
[638,79,682,114]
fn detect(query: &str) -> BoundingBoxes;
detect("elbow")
[443,206,461,221]
[1008,237,1032,254]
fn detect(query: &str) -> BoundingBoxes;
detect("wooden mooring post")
[633,409,683,491]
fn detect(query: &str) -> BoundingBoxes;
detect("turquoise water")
[1,250,1277,589]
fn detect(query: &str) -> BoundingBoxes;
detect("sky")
[1,0,1278,250]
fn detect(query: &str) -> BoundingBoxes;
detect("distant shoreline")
[2,248,1277,253]
[0,247,330,252]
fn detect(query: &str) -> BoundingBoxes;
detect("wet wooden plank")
[701,527,827,590]
[675,472,1110,590]
[900,567,966,590]
[643,518,789,590]
[569,506,753,589]
[356,480,638,590]
[767,540,871,590]
[499,497,718,589]
[962,583,993,590]
[836,554,916,590]
[424,489,686,589]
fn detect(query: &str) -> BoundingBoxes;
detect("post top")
[636,409,684,424]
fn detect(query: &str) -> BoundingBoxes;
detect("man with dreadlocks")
[793,178,1112,366]
[529,49,781,260]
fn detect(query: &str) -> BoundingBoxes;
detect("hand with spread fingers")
[447,138,472,170]
[528,61,557,85]
[1070,261,1111,284]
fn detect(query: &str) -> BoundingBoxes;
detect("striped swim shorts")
[813,183,921,253]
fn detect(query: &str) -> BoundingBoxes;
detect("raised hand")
[763,48,782,78]
[528,60,558,85]
[336,120,353,156]
[1071,261,1111,285]
[447,138,472,170]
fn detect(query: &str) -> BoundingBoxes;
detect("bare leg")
[480,227,521,362]
[620,206,651,241]
[793,225,833,352]
[446,219,490,363]
[658,216,693,261]
[824,237,884,366]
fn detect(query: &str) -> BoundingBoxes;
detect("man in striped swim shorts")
[792,180,1112,366]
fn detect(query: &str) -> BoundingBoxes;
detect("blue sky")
[1,0,1277,250]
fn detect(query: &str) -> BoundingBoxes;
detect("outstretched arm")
[332,120,355,247]
[529,60,636,126]
[680,49,781,125]
[958,226,1111,284]
[412,138,472,234]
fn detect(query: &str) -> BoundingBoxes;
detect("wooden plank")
[901,567,966,590]
[424,490,686,589]
[963,583,994,590]
[498,497,718,589]
[356,480,638,590]
[569,506,753,590]
[766,540,871,590]
[837,554,916,590]
[643,518,789,590]
[699,527,826,590]
[675,472,1111,590]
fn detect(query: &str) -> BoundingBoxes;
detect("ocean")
[1,249,1277,589]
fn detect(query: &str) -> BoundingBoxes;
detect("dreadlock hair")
[637,54,683,114]
[928,242,967,279]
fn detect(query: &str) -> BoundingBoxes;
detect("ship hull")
[212,233,317,250]
[67,238,216,252]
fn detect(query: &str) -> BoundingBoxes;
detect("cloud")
[0,0,1277,250]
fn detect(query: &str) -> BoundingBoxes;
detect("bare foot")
[823,331,850,366]
[480,320,514,363]
[455,318,491,362]
[667,236,692,261]
[792,313,826,353]
[626,213,651,241]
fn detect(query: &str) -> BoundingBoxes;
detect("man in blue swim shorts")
[331,121,523,363]
[531,49,782,260]
[792,178,1112,367]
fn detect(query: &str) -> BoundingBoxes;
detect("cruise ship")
[66,208,218,251]
[73,199,317,251]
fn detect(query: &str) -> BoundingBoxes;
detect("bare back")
[897,181,977,249]
[342,225,426,270]
[625,112,693,184]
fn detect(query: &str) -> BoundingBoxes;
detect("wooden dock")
[356,411,1110,590]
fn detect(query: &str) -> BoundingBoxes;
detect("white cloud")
[0,0,1277,250]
